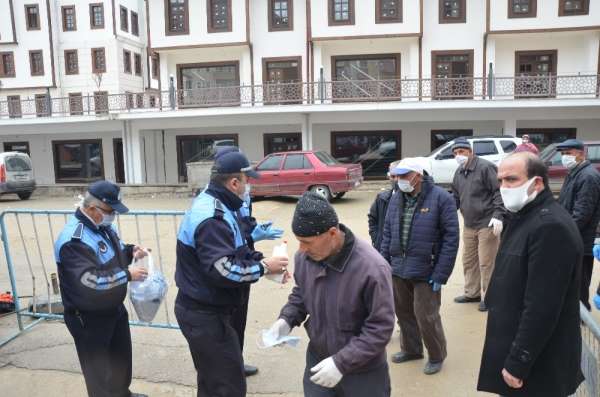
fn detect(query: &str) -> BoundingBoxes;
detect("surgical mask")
[455,155,469,166]
[242,183,251,203]
[397,176,416,193]
[500,177,538,213]
[99,211,116,227]
[561,155,578,170]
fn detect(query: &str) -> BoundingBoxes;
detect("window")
[208,0,231,32]
[501,140,517,153]
[7,96,22,118]
[134,53,142,75]
[69,93,83,115]
[53,140,104,183]
[0,52,15,77]
[123,50,132,73]
[331,131,401,178]
[5,157,32,172]
[166,0,188,34]
[131,11,139,36]
[91,48,106,73]
[269,0,293,31]
[29,50,44,76]
[473,141,498,156]
[509,0,536,18]
[432,50,474,99]
[119,6,128,32]
[430,129,473,151]
[176,135,238,182]
[263,57,302,104]
[177,62,240,106]
[25,4,40,30]
[257,154,284,171]
[515,50,557,98]
[64,50,78,74]
[376,0,401,23]
[332,54,401,101]
[89,3,104,29]
[94,91,108,114]
[329,0,355,25]
[518,129,576,152]
[152,56,159,79]
[3,142,30,155]
[62,5,77,31]
[284,154,312,170]
[439,0,466,23]
[264,133,302,155]
[35,94,51,117]
[559,0,589,16]
[587,145,600,164]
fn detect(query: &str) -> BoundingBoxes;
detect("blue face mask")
[100,212,116,227]
[242,184,251,204]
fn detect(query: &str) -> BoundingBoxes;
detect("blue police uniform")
[175,181,265,397]
[55,208,135,397]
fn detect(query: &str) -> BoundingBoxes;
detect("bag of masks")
[129,253,168,323]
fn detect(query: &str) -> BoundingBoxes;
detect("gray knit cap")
[451,138,472,152]
[292,192,339,237]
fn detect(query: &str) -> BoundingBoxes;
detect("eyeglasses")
[95,206,115,216]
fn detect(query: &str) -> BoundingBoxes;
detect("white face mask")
[99,211,116,227]
[455,155,469,166]
[561,155,578,170]
[397,175,417,193]
[500,177,539,213]
[241,183,251,203]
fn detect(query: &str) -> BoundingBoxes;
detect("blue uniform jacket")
[54,208,134,313]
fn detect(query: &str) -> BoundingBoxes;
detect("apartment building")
[0,0,599,185]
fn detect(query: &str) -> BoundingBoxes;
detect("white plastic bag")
[128,253,168,323]
[265,241,288,284]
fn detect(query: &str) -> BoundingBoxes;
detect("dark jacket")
[279,225,395,375]
[477,189,584,397]
[380,176,459,284]
[54,209,134,313]
[558,160,600,254]
[452,156,506,229]
[367,188,394,251]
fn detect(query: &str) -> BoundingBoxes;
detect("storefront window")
[53,140,103,183]
[176,135,238,182]
[331,131,401,178]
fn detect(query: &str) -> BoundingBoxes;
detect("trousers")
[461,226,500,299]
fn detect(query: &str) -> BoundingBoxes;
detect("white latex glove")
[488,218,503,237]
[310,356,343,388]
[268,318,291,340]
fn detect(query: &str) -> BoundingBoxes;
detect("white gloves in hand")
[310,356,343,388]
[267,318,291,340]
[488,218,503,237]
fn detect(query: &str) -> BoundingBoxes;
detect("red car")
[249,150,363,200]
[540,141,600,191]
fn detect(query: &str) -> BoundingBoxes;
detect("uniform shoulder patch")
[71,223,84,240]
[213,199,225,219]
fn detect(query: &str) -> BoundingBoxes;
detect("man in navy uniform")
[175,151,288,397]
[54,180,149,397]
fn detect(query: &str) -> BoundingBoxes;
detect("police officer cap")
[88,180,129,214]
[214,146,240,160]
[213,151,260,179]
[556,139,584,152]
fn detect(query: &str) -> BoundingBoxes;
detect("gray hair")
[81,192,104,208]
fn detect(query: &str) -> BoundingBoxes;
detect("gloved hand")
[310,356,343,388]
[594,294,600,311]
[593,244,600,260]
[251,221,284,241]
[429,279,442,292]
[267,318,291,340]
[488,218,503,237]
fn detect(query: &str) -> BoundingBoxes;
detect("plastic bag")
[128,253,168,323]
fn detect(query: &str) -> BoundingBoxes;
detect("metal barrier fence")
[0,209,185,348]
[577,304,600,396]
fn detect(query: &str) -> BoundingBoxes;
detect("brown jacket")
[279,225,395,374]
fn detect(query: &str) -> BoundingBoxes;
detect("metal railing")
[0,75,598,120]
[576,304,600,396]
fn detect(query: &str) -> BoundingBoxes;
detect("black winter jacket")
[367,188,394,251]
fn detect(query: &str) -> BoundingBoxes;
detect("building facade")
[0,0,599,185]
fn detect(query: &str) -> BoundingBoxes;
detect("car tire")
[334,192,346,199]
[18,192,32,200]
[310,185,332,201]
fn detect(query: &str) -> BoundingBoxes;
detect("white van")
[0,152,36,200]
[426,136,522,186]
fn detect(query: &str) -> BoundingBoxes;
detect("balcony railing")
[0,75,598,120]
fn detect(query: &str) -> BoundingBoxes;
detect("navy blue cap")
[451,138,472,152]
[88,180,129,214]
[213,151,260,179]
[214,146,240,160]
[556,139,584,151]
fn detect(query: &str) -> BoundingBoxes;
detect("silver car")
[0,152,36,200]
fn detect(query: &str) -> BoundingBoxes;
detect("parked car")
[540,141,600,192]
[249,150,363,201]
[0,152,36,200]
[426,136,522,186]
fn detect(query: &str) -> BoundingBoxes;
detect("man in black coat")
[368,160,400,251]
[556,138,600,310]
[478,152,584,397]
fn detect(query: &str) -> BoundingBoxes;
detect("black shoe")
[454,295,481,303]
[244,364,259,377]
[391,352,424,364]
[423,361,443,375]
[478,301,488,312]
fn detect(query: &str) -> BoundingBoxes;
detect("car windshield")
[5,156,32,172]
[539,144,557,161]
[314,151,339,166]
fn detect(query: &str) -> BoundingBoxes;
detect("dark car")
[540,141,600,192]
[249,150,363,201]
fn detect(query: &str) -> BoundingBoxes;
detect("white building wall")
[0,0,15,43]
[490,0,600,31]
